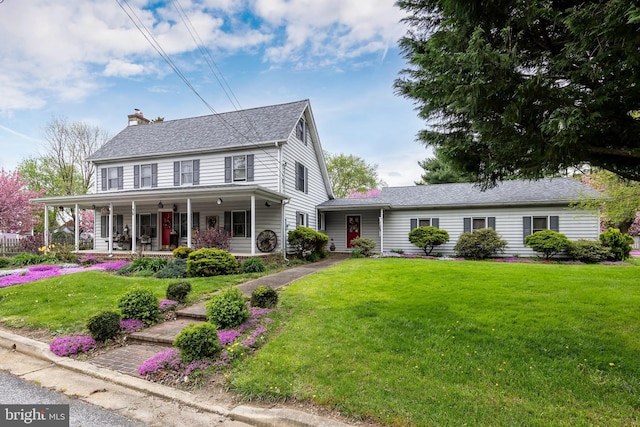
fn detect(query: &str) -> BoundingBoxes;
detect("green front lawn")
[230,258,640,426]
[0,271,254,333]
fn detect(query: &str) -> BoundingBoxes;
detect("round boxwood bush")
[408,226,450,256]
[454,228,507,260]
[117,288,160,326]
[205,287,249,329]
[599,228,633,261]
[241,257,266,273]
[86,310,122,342]
[166,281,192,303]
[525,230,570,260]
[173,322,221,363]
[250,285,278,308]
[186,248,239,277]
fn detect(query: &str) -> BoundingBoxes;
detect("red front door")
[161,212,173,249]
[346,215,361,248]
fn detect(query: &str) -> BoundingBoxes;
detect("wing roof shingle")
[318,178,601,209]
[88,100,309,161]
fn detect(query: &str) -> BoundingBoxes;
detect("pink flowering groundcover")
[0,261,130,289]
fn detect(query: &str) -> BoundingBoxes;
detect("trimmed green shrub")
[86,310,122,342]
[173,323,221,363]
[241,257,266,273]
[166,281,192,303]
[454,228,507,260]
[172,246,193,259]
[155,258,187,278]
[117,288,160,325]
[205,287,249,329]
[187,248,239,277]
[566,239,613,263]
[250,285,278,308]
[349,237,376,257]
[408,226,450,256]
[287,226,329,258]
[525,230,570,260]
[599,228,633,261]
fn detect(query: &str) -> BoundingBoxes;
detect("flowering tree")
[346,188,382,199]
[0,169,44,233]
[79,209,94,234]
[628,212,640,237]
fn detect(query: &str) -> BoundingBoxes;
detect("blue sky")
[0,0,429,187]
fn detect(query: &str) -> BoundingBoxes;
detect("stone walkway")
[91,255,348,376]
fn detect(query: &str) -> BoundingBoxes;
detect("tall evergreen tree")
[395,1,640,188]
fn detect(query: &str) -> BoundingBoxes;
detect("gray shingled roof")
[318,178,601,209]
[88,100,309,161]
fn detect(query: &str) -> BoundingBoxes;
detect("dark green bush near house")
[86,310,121,342]
[305,252,321,262]
[173,323,221,363]
[349,237,376,257]
[566,239,614,263]
[599,228,633,261]
[408,226,450,256]
[155,258,187,278]
[205,287,248,329]
[454,228,507,260]
[166,281,192,303]
[186,248,239,277]
[0,258,11,268]
[250,285,278,308]
[172,246,193,259]
[525,230,570,260]
[241,257,266,273]
[287,226,329,258]
[117,288,160,325]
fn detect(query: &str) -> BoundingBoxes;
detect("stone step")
[176,301,207,321]
[128,318,205,346]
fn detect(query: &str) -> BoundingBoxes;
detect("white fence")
[0,237,21,256]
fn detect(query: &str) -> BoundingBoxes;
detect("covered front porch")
[33,185,289,258]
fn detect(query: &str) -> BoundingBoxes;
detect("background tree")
[415,148,475,185]
[0,169,44,234]
[325,152,386,198]
[575,170,640,232]
[395,1,640,188]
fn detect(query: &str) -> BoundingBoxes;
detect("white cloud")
[104,60,147,77]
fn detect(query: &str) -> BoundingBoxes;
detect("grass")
[0,270,257,333]
[230,258,640,426]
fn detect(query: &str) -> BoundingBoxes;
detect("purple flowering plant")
[139,305,274,377]
[0,261,131,289]
[120,318,145,334]
[49,335,96,357]
[159,299,178,312]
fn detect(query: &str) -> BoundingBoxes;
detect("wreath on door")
[163,217,173,229]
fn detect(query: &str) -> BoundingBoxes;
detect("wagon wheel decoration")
[257,229,277,252]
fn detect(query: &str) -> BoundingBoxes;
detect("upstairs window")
[295,161,308,193]
[174,160,200,186]
[101,167,123,191]
[224,155,254,183]
[296,118,307,145]
[134,163,157,188]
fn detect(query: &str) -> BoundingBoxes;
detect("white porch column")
[43,206,49,247]
[250,195,256,255]
[74,204,80,252]
[131,201,137,253]
[108,202,113,255]
[186,198,192,248]
[379,208,384,253]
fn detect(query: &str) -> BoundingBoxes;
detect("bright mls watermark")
[1,405,69,426]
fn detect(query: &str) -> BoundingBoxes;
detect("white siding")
[325,206,600,257]
[323,210,381,250]
[95,147,281,193]
[281,111,331,238]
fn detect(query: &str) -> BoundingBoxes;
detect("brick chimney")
[127,109,151,126]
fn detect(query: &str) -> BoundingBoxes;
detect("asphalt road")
[0,371,146,427]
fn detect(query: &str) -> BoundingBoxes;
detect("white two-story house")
[36,100,334,256]
[35,99,602,258]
